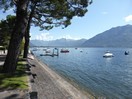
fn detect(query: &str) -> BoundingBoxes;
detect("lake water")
[31,48,132,99]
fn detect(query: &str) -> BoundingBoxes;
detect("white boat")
[103,51,114,57]
[45,49,51,53]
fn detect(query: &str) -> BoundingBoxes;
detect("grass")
[0,58,29,90]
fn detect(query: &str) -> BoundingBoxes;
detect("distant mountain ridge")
[30,38,87,47]
[30,24,132,47]
[82,24,132,48]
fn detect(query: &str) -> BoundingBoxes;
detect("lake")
[31,47,132,99]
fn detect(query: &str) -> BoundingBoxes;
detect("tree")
[23,0,93,58]
[23,1,37,58]
[1,0,29,73]
[1,0,92,73]
[0,15,16,49]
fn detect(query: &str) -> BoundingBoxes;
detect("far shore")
[31,54,96,99]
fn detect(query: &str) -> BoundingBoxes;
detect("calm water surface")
[31,48,132,99]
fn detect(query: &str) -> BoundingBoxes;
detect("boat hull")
[103,52,114,58]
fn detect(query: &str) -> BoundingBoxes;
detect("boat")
[42,48,51,56]
[80,50,83,52]
[60,48,69,53]
[125,51,129,55]
[45,49,51,53]
[103,51,114,57]
[40,48,59,57]
[32,48,37,51]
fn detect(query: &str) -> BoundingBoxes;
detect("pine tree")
[0,0,92,73]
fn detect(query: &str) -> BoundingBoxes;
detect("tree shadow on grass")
[0,83,22,91]
[0,59,28,91]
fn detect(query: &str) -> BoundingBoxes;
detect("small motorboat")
[60,48,69,53]
[103,51,114,58]
[45,49,51,53]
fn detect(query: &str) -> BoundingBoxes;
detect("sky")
[0,0,132,41]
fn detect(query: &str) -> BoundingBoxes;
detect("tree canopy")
[0,0,92,73]
[31,0,91,30]
[0,15,16,48]
[0,0,92,30]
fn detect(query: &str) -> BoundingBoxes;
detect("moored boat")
[103,51,114,57]
[45,49,51,53]
[60,48,69,53]
[125,51,129,55]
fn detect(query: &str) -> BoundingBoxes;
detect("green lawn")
[0,59,29,90]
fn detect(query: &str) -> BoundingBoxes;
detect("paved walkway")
[28,54,94,99]
[0,53,93,99]
[27,55,72,99]
[0,54,71,99]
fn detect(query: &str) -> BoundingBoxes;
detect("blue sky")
[0,0,132,41]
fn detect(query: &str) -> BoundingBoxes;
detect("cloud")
[58,35,81,40]
[101,11,108,15]
[32,33,81,41]
[35,33,53,41]
[124,15,132,22]
[62,35,73,39]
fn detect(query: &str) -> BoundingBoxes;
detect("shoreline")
[31,54,95,99]
[41,60,96,97]
[52,69,96,97]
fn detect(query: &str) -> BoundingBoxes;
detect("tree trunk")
[23,30,30,58]
[23,2,37,58]
[2,0,29,74]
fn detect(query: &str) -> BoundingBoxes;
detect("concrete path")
[0,53,94,99]
[27,55,72,99]
[27,54,94,99]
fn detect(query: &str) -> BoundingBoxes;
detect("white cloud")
[62,35,73,39]
[124,15,132,22]
[35,33,53,41]
[58,35,81,40]
[32,33,81,41]
[101,11,108,15]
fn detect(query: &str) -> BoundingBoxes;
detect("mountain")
[29,42,35,47]
[82,25,132,48]
[30,38,87,47]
